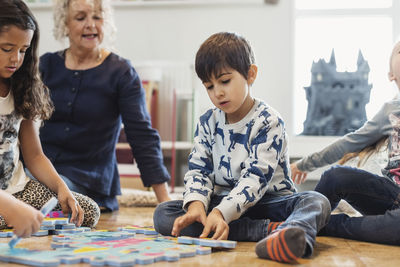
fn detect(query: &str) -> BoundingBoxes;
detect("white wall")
[31,1,332,157]
[111,0,294,125]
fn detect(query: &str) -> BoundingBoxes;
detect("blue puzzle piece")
[42,218,69,226]
[178,236,237,248]
[31,230,49,237]
[0,230,13,238]
[118,225,158,235]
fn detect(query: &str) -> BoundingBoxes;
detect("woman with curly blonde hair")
[37,0,171,212]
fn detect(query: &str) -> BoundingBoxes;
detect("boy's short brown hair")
[195,32,255,83]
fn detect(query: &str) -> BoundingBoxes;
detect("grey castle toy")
[302,50,372,136]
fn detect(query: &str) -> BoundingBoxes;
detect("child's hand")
[200,208,229,240]
[5,200,43,238]
[291,163,308,184]
[57,188,84,226]
[172,201,206,236]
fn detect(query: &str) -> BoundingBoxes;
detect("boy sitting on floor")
[153,32,330,263]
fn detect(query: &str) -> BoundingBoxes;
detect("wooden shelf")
[116,141,193,150]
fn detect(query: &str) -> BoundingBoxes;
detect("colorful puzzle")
[0,228,236,266]
[0,217,90,238]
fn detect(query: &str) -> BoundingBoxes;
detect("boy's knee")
[315,192,331,215]
[153,201,174,235]
[305,191,331,214]
[307,190,328,203]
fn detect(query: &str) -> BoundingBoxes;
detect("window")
[294,0,397,135]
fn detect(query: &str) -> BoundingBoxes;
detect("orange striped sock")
[267,221,283,235]
[255,227,306,263]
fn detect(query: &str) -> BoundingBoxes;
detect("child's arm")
[18,119,83,226]
[175,113,216,237]
[171,200,207,236]
[293,102,390,183]
[0,191,43,237]
[182,120,215,214]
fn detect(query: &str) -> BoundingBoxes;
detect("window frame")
[291,1,400,158]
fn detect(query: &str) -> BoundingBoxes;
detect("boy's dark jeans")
[316,165,400,245]
[153,191,330,257]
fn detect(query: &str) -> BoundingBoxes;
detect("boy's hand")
[57,187,84,226]
[200,208,229,240]
[172,201,206,236]
[291,163,308,184]
[6,200,43,238]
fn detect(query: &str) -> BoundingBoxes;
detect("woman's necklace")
[96,49,103,62]
[66,48,103,69]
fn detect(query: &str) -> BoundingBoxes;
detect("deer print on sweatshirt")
[183,99,295,223]
[228,119,255,153]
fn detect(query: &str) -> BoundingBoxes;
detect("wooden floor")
[1,206,400,267]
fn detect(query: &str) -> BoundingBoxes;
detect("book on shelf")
[141,80,159,129]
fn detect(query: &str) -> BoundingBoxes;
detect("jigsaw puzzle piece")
[51,227,91,235]
[40,225,55,231]
[0,244,59,266]
[0,230,14,238]
[46,211,64,218]
[42,218,69,226]
[178,236,237,248]
[31,230,49,237]
[118,225,158,235]
[0,229,49,237]
[55,223,76,230]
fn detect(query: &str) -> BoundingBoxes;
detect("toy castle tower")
[302,50,372,136]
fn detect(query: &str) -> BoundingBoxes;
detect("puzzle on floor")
[178,236,237,248]
[0,218,90,237]
[0,228,236,266]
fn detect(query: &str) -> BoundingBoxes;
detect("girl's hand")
[291,163,308,184]
[172,201,206,236]
[57,187,84,226]
[5,200,43,238]
[200,208,229,240]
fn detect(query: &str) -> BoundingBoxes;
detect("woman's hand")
[200,208,229,240]
[172,201,206,236]
[291,163,308,184]
[57,187,84,226]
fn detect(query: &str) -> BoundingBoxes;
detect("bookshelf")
[116,61,196,191]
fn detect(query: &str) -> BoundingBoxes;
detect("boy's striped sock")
[255,227,306,263]
[267,221,283,235]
